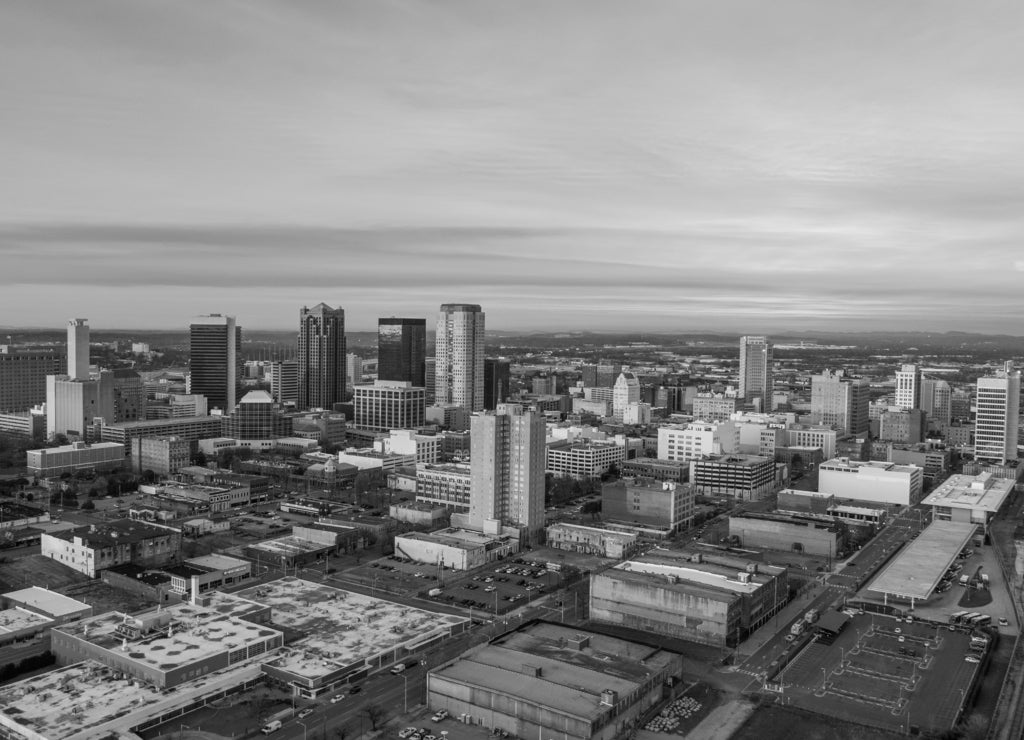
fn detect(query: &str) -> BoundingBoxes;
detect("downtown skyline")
[2,0,1023,333]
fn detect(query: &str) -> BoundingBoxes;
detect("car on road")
[298,708,314,719]
[965,655,981,663]
[349,685,362,694]
[999,618,1010,626]
[484,586,496,592]
[331,694,346,703]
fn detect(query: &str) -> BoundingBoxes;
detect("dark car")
[349,685,362,694]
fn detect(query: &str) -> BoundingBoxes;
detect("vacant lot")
[735,704,900,740]
[0,554,90,592]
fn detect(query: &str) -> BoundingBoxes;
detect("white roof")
[3,586,91,618]
[921,473,1014,513]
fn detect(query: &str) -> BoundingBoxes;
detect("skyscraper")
[189,314,240,412]
[810,369,870,436]
[435,303,485,412]
[974,362,1020,464]
[467,404,546,544]
[612,372,640,422]
[483,358,510,411]
[894,364,921,410]
[920,378,952,430]
[267,360,299,406]
[67,318,90,380]
[297,304,346,410]
[377,318,426,387]
[0,347,64,412]
[738,336,773,407]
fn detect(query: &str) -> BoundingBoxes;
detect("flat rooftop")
[921,473,1015,513]
[47,519,178,547]
[236,577,467,680]
[56,601,283,675]
[431,622,678,721]
[547,522,638,539]
[399,528,509,550]
[0,607,51,634]
[245,535,331,556]
[3,586,91,617]
[185,554,251,573]
[820,458,920,475]
[866,521,977,601]
[613,560,761,596]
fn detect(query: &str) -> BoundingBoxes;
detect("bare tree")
[363,703,386,730]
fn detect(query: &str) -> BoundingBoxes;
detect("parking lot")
[777,613,980,734]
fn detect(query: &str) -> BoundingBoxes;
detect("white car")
[331,694,346,704]
[399,728,417,738]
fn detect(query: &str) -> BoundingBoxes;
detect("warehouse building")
[590,551,788,647]
[427,621,683,740]
[545,523,640,559]
[393,528,519,571]
[728,511,847,558]
[41,519,181,578]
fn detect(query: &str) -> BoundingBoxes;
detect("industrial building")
[166,554,253,598]
[602,477,694,535]
[427,621,683,740]
[590,551,788,647]
[41,519,182,578]
[388,501,450,528]
[0,587,92,647]
[728,511,846,558]
[393,527,519,570]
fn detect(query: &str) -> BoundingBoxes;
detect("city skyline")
[3,1,1024,333]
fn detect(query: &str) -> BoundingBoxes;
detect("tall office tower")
[346,353,363,394]
[920,378,952,429]
[297,304,346,410]
[111,369,145,422]
[377,318,426,387]
[67,318,90,380]
[46,370,115,439]
[532,376,557,396]
[612,372,640,422]
[352,380,425,431]
[582,363,622,389]
[974,362,1021,464]
[424,358,437,405]
[268,360,299,406]
[484,358,510,410]
[0,346,64,412]
[950,389,972,423]
[810,369,870,436]
[894,364,921,410]
[738,336,773,407]
[189,314,240,412]
[468,404,546,544]
[435,303,485,412]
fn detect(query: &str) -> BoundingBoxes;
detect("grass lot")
[0,554,90,592]
[735,704,900,740]
[59,580,157,614]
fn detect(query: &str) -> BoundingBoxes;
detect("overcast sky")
[2,0,1023,333]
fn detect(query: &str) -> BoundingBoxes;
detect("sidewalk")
[736,583,823,659]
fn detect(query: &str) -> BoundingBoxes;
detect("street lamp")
[297,720,308,740]
[402,673,409,713]
[179,724,190,739]
[821,668,827,690]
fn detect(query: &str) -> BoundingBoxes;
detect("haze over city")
[3,0,1024,332]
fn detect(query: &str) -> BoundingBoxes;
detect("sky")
[2,0,1023,333]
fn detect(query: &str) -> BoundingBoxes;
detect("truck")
[959,574,970,586]
[790,621,806,636]
[804,609,819,624]
[391,661,415,675]
[261,720,283,735]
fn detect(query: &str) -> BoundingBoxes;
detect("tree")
[333,726,349,740]
[192,449,208,467]
[247,689,274,724]
[140,469,157,484]
[363,703,386,730]
[80,499,95,511]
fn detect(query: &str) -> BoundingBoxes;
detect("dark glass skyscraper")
[298,303,346,410]
[377,318,426,387]
[484,357,510,410]
[189,314,241,412]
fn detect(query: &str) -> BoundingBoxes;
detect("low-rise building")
[0,408,46,438]
[100,415,223,454]
[728,511,846,558]
[590,551,788,647]
[920,472,1015,533]
[546,441,626,479]
[601,477,694,535]
[427,622,683,740]
[0,587,93,646]
[167,554,253,598]
[416,462,472,513]
[689,454,777,501]
[393,527,519,570]
[381,429,440,465]
[41,519,182,578]
[141,481,250,513]
[131,435,191,476]
[545,523,639,559]
[388,501,449,528]
[26,441,125,477]
[818,457,924,507]
[618,458,689,483]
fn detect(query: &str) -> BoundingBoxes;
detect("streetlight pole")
[821,667,827,691]
[297,720,308,740]
[403,673,409,713]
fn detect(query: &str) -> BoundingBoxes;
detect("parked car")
[298,708,314,719]
[331,694,346,704]
[965,655,981,664]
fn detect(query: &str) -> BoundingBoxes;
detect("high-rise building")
[467,404,546,544]
[532,375,557,396]
[0,346,64,412]
[67,318,90,380]
[424,358,437,405]
[267,360,299,406]
[894,364,921,410]
[111,369,145,422]
[809,370,870,436]
[222,391,293,440]
[581,363,621,389]
[46,371,115,439]
[483,358,510,411]
[346,353,363,394]
[435,303,485,412]
[378,318,426,387]
[189,314,240,412]
[297,304,346,410]
[974,362,1020,464]
[738,336,773,407]
[612,372,640,422]
[352,380,425,431]
[920,378,952,430]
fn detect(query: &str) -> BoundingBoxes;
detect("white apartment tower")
[67,319,90,380]
[894,364,921,410]
[974,362,1020,464]
[920,378,952,429]
[435,304,485,412]
[738,336,773,408]
[467,404,546,544]
[612,372,640,422]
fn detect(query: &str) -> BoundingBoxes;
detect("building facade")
[42,519,182,578]
[818,458,924,507]
[894,364,921,410]
[974,362,1020,464]
[689,454,777,501]
[0,347,65,413]
[738,336,773,407]
[378,318,426,387]
[298,303,346,410]
[188,314,240,412]
[601,477,694,534]
[352,380,426,431]
[484,357,511,411]
[27,441,125,477]
[131,436,191,476]
[810,370,870,436]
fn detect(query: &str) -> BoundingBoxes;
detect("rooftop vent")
[600,689,618,706]
[568,635,591,650]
